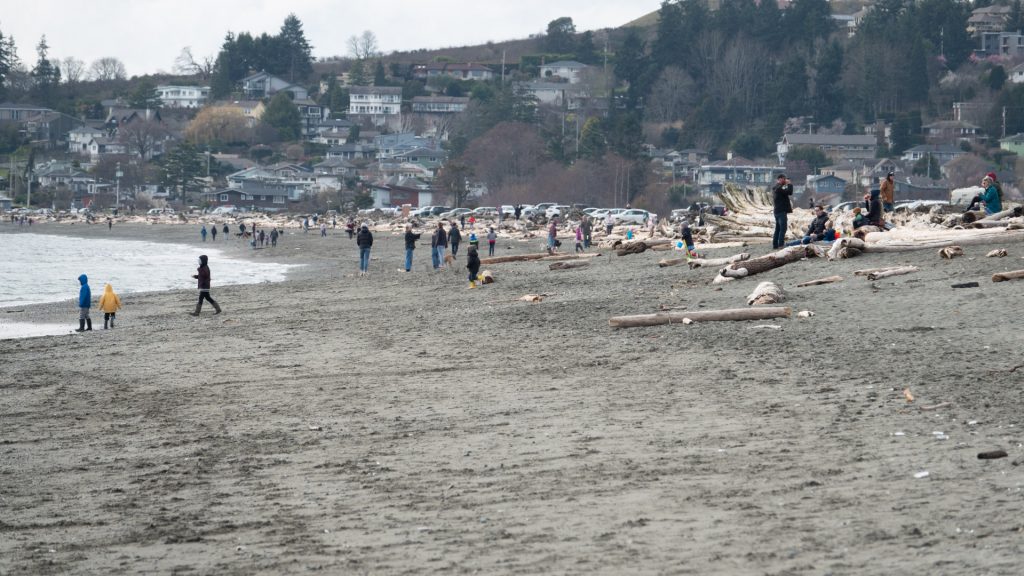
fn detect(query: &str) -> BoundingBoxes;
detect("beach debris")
[992,269,1024,282]
[749,324,782,330]
[746,281,786,305]
[714,245,821,284]
[903,389,914,403]
[796,310,815,318]
[672,252,750,269]
[932,431,949,440]
[939,245,964,259]
[548,260,590,271]
[978,450,1008,460]
[478,253,550,265]
[867,266,919,281]
[914,471,930,479]
[609,306,791,328]
[796,275,843,288]
[308,425,322,431]
[951,282,980,289]
[920,402,952,411]
[986,248,1008,258]
[479,270,495,284]
[519,294,547,302]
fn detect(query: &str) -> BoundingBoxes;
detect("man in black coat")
[403,224,421,272]
[190,255,221,315]
[356,224,373,275]
[772,173,794,249]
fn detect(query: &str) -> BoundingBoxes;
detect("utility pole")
[26,165,31,209]
[115,161,123,211]
[501,50,506,87]
[1002,106,1007,139]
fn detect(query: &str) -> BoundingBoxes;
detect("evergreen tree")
[128,79,162,109]
[0,27,15,101]
[578,117,607,159]
[262,92,301,141]
[813,41,844,123]
[651,0,686,70]
[576,31,599,65]
[31,36,61,106]
[161,142,203,201]
[614,28,650,110]
[545,17,576,54]
[374,60,387,86]
[278,14,313,82]
[349,59,369,86]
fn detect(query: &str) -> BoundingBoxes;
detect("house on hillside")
[156,85,210,108]
[413,63,494,82]
[923,120,984,145]
[776,133,877,164]
[805,174,847,196]
[347,86,402,129]
[976,30,1024,57]
[696,155,782,194]
[0,102,51,121]
[203,184,291,211]
[0,103,82,149]
[293,99,329,138]
[326,143,378,160]
[968,5,1012,37]
[893,175,951,201]
[87,137,129,160]
[68,125,105,154]
[901,144,965,165]
[214,100,266,127]
[539,61,588,84]
[241,71,308,100]
[1000,132,1024,154]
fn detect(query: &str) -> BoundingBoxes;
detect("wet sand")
[2,220,1023,575]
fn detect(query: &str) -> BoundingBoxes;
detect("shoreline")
[2,219,1023,574]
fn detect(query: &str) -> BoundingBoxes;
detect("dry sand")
[2,220,1023,575]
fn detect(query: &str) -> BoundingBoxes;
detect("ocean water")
[0,233,300,309]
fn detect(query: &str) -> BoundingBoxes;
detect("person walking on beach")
[201,225,207,242]
[75,274,93,332]
[404,224,421,272]
[222,223,229,240]
[581,217,592,249]
[880,171,895,213]
[346,218,355,239]
[432,222,448,270]
[303,217,310,234]
[270,228,279,247]
[210,225,217,242]
[320,222,327,237]
[548,219,559,252]
[574,225,584,253]
[467,245,481,289]
[258,229,266,247]
[605,211,615,236]
[449,221,462,257]
[487,227,497,256]
[772,173,794,249]
[356,224,373,275]
[190,255,221,316]
[514,204,522,221]
[107,217,113,230]
[98,283,122,329]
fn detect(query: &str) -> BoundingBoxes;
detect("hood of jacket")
[78,274,88,285]
[199,255,208,266]
[870,188,880,199]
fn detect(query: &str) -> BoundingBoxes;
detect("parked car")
[500,205,516,216]
[472,206,498,217]
[532,202,556,214]
[429,206,452,216]
[613,209,652,225]
[545,205,570,218]
[440,207,473,219]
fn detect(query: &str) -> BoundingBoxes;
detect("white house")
[155,85,210,108]
[68,125,105,154]
[87,137,128,160]
[411,96,470,113]
[777,133,877,164]
[347,86,402,129]
[539,60,588,84]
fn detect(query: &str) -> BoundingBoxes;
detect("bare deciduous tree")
[118,117,169,159]
[173,46,215,79]
[184,106,254,145]
[645,66,696,123]
[347,30,379,60]
[60,57,86,84]
[89,57,127,81]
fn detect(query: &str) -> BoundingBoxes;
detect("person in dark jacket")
[466,246,481,288]
[581,217,593,248]
[190,255,221,316]
[76,274,92,332]
[448,222,462,257]
[404,224,421,272]
[788,206,831,245]
[433,222,448,269]
[211,225,217,241]
[864,189,884,227]
[222,223,229,240]
[356,224,373,275]
[772,173,794,249]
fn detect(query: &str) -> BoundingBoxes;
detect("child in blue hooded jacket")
[76,274,92,332]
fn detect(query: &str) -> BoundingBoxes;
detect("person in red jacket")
[190,255,221,316]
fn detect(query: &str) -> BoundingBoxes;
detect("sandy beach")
[2,219,1023,575]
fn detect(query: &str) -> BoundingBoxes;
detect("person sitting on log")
[787,206,831,246]
[852,207,867,230]
[979,175,1003,215]
[863,188,886,228]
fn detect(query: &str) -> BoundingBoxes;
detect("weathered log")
[828,237,866,260]
[609,306,791,328]
[981,207,1021,221]
[686,252,751,269]
[540,253,602,262]
[796,275,843,288]
[713,245,818,284]
[986,248,1008,258]
[992,269,1024,282]
[867,266,919,280]
[549,260,591,271]
[479,253,550,265]
[658,257,689,268]
[617,242,649,256]
[480,270,495,284]
[854,267,905,277]
[746,282,786,305]
[939,245,963,259]
[961,210,985,224]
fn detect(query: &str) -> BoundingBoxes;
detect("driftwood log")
[854,266,903,277]
[687,253,751,269]
[549,260,591,271]
[992,269,1024,282]
[867,266,919,281]
[479,253,550,265]
[939,245,964,259]
[796,275,843,288]
[609,306,792,328]
[986,248,1008,257]
[480,270,495,284]
[829,230,1024,260]
[541,253,601,262]
[746,282,786,305]
[713,245,820,284]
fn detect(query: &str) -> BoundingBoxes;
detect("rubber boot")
[109,314,114,329]
[86,318,92,331]
[190,303,202,316]
[103,316,109,330]
[468,280,477,289]
[212,301,222,315]
[76,319,85,332]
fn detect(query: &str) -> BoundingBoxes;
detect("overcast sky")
[3,1,663,77]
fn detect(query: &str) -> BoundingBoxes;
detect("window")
[219,194,228,202]
[273,196,285,204]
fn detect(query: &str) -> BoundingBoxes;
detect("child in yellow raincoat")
[97,283,122,329]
